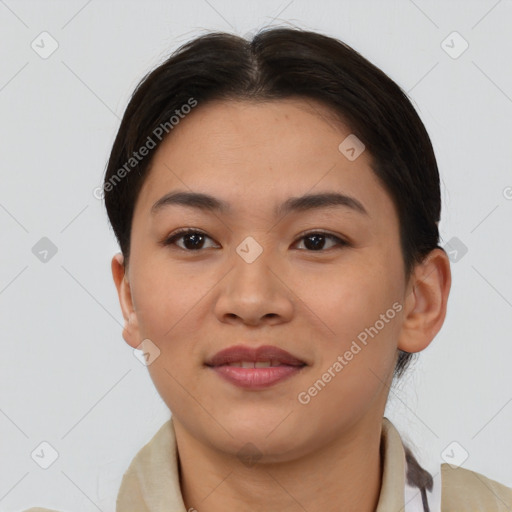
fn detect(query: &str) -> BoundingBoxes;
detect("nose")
[213,246,294,327]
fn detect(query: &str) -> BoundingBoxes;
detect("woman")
[26,26,512,512]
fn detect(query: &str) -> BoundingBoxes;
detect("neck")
[173,415,384,512]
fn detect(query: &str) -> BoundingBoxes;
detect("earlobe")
[397,248,452,354]
[111,253,141,349]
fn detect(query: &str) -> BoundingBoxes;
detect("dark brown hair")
[103,26,444,380]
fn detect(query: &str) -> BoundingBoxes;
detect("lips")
[205,345,307,390]
[205,345,306,368]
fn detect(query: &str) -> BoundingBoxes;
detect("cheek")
[296,261,400,340]
[296,270,401,416]
[298,264,403,400]
[132,261,208,413]
[132,258,208,340]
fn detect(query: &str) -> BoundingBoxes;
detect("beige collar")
[116,416,407,511]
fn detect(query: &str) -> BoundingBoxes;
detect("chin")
[221,412,305,451]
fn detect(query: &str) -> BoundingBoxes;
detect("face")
[115,97,418,461]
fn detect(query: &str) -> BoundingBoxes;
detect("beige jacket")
[24,417,512,511]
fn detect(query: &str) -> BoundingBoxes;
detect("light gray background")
[1,0,511,510]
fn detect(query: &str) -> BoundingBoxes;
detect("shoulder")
[441,462,512,511]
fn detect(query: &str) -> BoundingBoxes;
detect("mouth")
[205,344,307,389]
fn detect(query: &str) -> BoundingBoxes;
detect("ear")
[111,253,141,349]
[397,248,451,353]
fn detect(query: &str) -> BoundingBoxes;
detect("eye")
[162,228,348,252]
[162,228,219,251]
[293,230,349,251]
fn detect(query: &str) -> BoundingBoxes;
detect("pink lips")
[205,345,306,389]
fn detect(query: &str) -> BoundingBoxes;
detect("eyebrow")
[151,190,369,217]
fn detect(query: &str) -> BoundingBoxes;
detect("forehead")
[133,98,396,224]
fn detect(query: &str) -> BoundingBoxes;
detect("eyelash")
[162,228,349,252]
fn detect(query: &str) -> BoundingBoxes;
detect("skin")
[112,97,451,512]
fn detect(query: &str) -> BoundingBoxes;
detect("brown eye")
[294,232,348,251]
[162,229,348,253]
[163,229,218,251]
